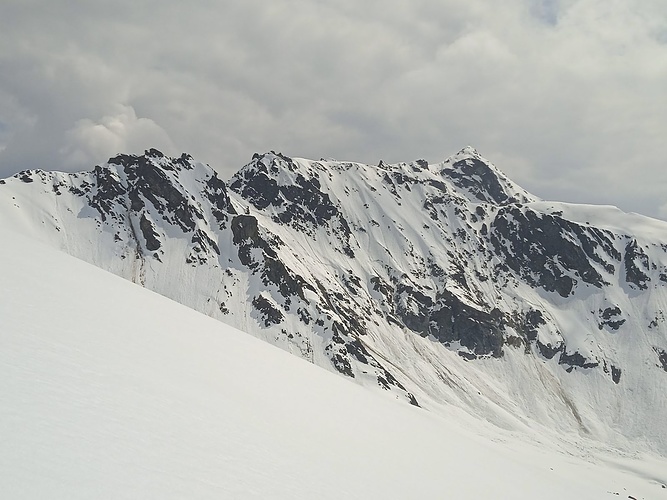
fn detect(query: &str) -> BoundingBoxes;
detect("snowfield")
[2,229,666,499]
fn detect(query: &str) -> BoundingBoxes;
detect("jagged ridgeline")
[2,147,667,452]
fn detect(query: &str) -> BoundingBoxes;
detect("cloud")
[530,0,561,25]
[60,105,176,169]
[0,0,666,218]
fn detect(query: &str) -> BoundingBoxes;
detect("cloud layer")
[1,0,666,217]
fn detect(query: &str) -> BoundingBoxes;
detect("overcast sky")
[1,0,666,218]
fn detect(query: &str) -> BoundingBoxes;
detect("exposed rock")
[90,166,126,222]
[18,171,34,183]
[114,151,202,233]
[429,291,504,358]
[252,295,284,327]
[138,214,161,251]
[598,306,626,331]
[610,364,622,384]
[536,340,563,360]
[507,309,547,342]
[624,240,650,290]
[443,157,518,205]
[559,350,599,372]
[655,348,667,373]
[490,207,611,296]
[230,153,354,257]
[204,171,234,229]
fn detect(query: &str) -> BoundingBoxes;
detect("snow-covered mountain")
[2,147,667,456]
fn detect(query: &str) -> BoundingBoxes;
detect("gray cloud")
[1,0,666,218]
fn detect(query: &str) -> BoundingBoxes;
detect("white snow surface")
[2,230,666,499]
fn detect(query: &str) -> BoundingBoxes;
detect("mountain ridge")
[2,147,666,454]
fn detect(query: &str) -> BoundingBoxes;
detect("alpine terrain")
[2,147,667,470]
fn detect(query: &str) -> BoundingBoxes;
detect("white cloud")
[60,105,176,168]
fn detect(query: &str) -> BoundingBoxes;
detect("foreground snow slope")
[2,230,666,499]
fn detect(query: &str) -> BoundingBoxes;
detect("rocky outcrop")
[489,207,616,297]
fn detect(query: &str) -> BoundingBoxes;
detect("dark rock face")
[429,292,504,358]
[232,214,262,252]
[490,207,614,297]
[610,364,622,384]
[87,151,235,267]
[390,280,504,358]
[231,214,307,300]
[624,240,650,290]
[115,153,202,233]
[204,173,234,229]
[536,340,563,360]
[278,174,338,226]
[252,295,284,327]
[599,306,626,331]
[655,348,667,373]
[229,166,279,210]
[18,171,34,183]
[442,157,518,205]
[262,255,306,300]
[187,229,220,265]
[229,153,354,257]
[511,309,546,342]
[394,283,433,334]
[139,214,161,251]
[90,166,126,222]
[559,350,599,372]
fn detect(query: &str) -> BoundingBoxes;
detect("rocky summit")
[2,147,667,453]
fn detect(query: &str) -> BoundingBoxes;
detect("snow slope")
[1,229,666,499]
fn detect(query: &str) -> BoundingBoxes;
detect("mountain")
[5,228,666,499]
[2,147,667,456]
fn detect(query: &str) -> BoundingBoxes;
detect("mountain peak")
[454,145,482,158]
[440,148,536,205]
[107,149,200,174]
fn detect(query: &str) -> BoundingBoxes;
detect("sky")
[1,0,666,218]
